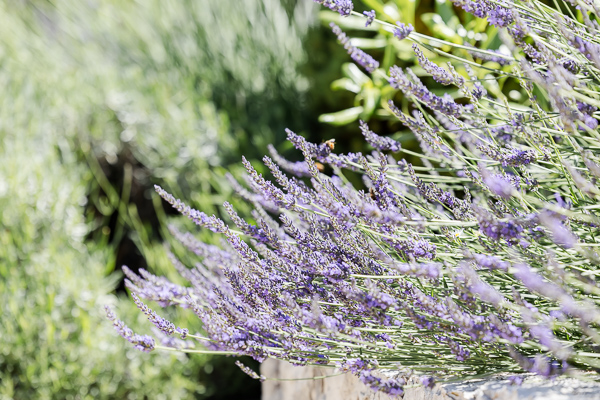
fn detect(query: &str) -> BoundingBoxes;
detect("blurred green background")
[0,1,315,398]
[0,0,509,398]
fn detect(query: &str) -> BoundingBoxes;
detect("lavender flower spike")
[359,120,401,152]
[105,305,155,352]
[235,361,266,382]
[330,23,379,73]
[476,208,523,244]
[413,44,456,86]
[479,166,515,199]
[393,22,413,40]
[363,10,376,27]
[389,67,463,117]
[538,211,578,249]
[477,145,537,167]
[314,0,354,16]
[131,293,188,338]
[155,185,226,233]
[267,144,312,177]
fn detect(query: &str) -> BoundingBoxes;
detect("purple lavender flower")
[153,327,194,349]
[448,339,471,361]
[476,208,524,244]
[391,261,442,279]
[487,6,514,27]
[155,185,227,233]
[479,166,516,198]
[406,163,472,219]
[105,306,155,352]
[581,115,598,129]
[131,293,188,337]
[558,18,600,68]
[352,280,398,311]
[359,370,405,397]
[477,145,537,167]
[242,156,300,210]
[451,0,513,27]
[466,252,510,271]
[508,348,568,378]
[420,376,436,388]
[337,358,370,374]
[285,128,369,171]
[509,264,598,326]
[457,262,505,307]
[582,151,600,179]
[285,128,331,160]
[359,120,401,152]
[549,310,567,321]
[267,144,312,177]
[235,361,266,382]
[363,10,376,27]
[505,149,538,166]
[490,114,529,142]
[394,237,437,260]
[261,157,312,204]
[538,211,578,248]
[168,226,238,271]
[314,0,354,16]
[577,101,597,116]
[413,44,461,86]
[337,359,406,397]
[330,23,379,73]
[124,266,190,307]
[564,162,600,198]
[451,0,488,18]
[527,321,572,360]
[389,67,463,117]
[388,103,451,157]
[393,22,413,40]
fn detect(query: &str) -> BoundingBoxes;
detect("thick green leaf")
[319,106,364,125]
[331,78,362,93]
[343,63,371,86]
[360,87,381,120]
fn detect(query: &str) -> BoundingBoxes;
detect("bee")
[369,187,377,200]
[324,139,336,150]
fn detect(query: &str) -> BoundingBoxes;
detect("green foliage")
[0,100,206,398]
[317,0,508,141]
[1,0,313,197]
[0,0,312,398]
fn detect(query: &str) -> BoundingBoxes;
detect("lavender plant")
[111,0,600,396]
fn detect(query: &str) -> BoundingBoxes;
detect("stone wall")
[261,359,600,400]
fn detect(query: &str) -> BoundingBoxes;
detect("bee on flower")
[324,139,336,150]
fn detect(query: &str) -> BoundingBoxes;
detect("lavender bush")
[110,0,600,396]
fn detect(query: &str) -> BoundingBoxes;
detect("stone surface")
[261,359,600,400]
